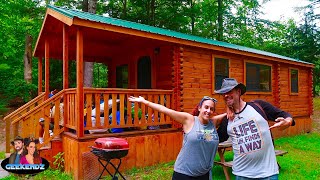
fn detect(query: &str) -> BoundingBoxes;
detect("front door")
[137,56,151,89]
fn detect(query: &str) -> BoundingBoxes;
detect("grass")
[120,132,320,180]
[0,152,5,160]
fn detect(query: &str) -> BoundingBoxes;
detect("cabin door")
[137,56,151,89]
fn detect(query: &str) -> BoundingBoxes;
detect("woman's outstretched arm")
[128,96,194,126]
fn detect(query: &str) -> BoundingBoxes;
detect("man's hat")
[11,136,24,146]
[214,78,246,95]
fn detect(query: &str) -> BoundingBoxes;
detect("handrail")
[4,92,45,122]
[11,89,74,125]
[5,89,73,153]
[5,92,46,153]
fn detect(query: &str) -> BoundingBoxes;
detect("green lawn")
[121,132,320,180]
[1,133,319,180]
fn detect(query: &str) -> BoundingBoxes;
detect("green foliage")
[53,152,65,171]
[0,0,319,105]
[93,63,108,88]
[131,106,142,119]
[0,0,45,104]
[0,151,5,159]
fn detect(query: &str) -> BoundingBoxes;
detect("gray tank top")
[174,116,219,178]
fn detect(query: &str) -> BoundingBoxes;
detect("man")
[9,136,24,164]
[215,78,295,180]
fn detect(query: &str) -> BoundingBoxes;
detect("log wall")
[180,45,313,135]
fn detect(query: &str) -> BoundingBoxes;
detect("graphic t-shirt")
[174,116,219,179]
[227,103,278,178]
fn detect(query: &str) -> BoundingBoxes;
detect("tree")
[83,0,97,87]
[24,35,32,83]
[0,0,44,103]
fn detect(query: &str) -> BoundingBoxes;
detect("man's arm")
[254,100,295,130]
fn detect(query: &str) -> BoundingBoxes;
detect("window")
[214,58,229,90]
[116,65,128,88]
[290,69,298,93]
[246,62,271,92]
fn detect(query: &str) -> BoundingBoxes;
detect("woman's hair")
[190,97,217,116]
[22,137,41,164]
[190,104,200,116]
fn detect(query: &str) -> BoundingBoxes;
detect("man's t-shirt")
[227,103,279,178]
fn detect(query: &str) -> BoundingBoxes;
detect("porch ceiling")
[34,14,170,63]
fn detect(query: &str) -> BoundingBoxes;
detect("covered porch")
[4,5,185,179]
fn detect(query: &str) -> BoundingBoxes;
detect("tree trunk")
[122,0,127,19]
[82,0,88,12]
[217,0,223,41]
[24,34,32,83]
[151,0,155,26]
[83,0,97,87]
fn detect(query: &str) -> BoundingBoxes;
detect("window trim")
[289,67,299,95]
[212,55,230,94]
[244,60,273,95]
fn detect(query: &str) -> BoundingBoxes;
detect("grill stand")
[97,158,126,180]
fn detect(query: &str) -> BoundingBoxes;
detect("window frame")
[212,55,230,94]
[244,60,273,94]
[289,68,299,95]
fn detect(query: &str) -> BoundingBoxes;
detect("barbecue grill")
[90,137,129,180]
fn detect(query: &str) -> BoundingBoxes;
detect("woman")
[128,96,226,180]
[20,138,42,164]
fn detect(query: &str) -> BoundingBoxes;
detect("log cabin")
[4,5,314,179]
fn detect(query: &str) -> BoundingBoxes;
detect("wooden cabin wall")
[155,46,173,90]
[180,45,312,136]
[63,131,182,180]
[179,47,213,113]
[109,46,173,91]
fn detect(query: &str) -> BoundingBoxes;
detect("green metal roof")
[48,5,312,65]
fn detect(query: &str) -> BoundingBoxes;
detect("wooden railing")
[81,88,173,131]
[5,88,174,152]
[9,90,68,151]
[4,93,46,153]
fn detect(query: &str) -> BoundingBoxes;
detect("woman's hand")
[128,96,145,103]
[226,106,235,120]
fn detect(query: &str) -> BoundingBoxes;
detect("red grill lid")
[94,137,129,150]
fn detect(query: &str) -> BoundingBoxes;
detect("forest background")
[0,0,319,112]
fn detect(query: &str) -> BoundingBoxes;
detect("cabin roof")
[38,5,312,66]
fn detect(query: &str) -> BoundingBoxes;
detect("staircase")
[4,90,65,153]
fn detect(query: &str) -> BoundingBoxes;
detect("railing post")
[5,118,10,153]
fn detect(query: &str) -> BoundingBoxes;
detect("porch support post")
[76,27,84,137]
[45,39,50,99]
[63,25,69,132]
[38,57,43,95]
[63,24,69,89]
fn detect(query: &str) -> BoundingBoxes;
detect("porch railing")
[66,88,173,132]
[6,88,174,152]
